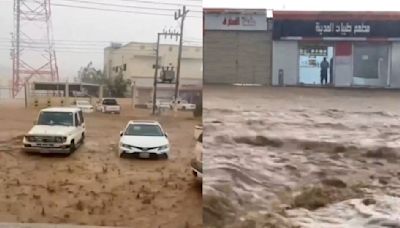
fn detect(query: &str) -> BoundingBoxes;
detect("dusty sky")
[203,0,400,11]
[2,0,400,83]
[0,0,202,82]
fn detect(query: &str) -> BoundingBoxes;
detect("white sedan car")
[75,100,94,113]
[118,121,170,159]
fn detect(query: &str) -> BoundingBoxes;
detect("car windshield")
[124,124,164,136]
[77,101,89,105]
[103,99,117,105]
[37,111,74,126]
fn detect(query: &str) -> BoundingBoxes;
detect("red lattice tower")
[11,0,59,98]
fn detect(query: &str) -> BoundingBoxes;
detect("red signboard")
[335,42,352,56]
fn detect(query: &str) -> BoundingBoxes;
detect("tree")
[107,71,131,98]
[78,62,106,84]
[78,62,130,98]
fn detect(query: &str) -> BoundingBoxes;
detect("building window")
[123,64,127,71]
[169,46,173,52]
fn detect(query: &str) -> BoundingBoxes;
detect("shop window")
[353,44,389,81]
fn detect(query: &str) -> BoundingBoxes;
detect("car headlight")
[158,145,169,150]
[55,136,67,143]
[122,143,132,149]
[25,136,35,142]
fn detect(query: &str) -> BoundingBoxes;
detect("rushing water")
[203,86,400,228]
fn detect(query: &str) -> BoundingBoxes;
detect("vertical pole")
[174,6,188,102]
[152,33,160,115]
[14,0,21,98]
[132,81,136,109]
[24,80,27,108]
[65,80,69,106]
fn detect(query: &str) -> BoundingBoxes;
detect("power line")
[97,0,201,8]
[0,38,202,46]
[0,0,202,7]
[51,3,202,17]
[54,0,202,13]
[0,41,202,49]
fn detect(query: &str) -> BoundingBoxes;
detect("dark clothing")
[329,58,334,84]
[320,60,330,85]
[321,70,328,84]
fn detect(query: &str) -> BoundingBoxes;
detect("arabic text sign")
[205,13,267,31]
[315,22,371,36]
[273,20,400,39]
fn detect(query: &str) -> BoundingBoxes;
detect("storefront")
[204,9,272,85]
[272,11,400,88]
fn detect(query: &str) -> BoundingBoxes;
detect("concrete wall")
[334,55,353,87]
[272,41,298,85]
[129,77,201,87]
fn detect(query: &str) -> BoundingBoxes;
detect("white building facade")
[104,42,202,104]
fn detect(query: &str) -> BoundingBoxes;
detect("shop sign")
[273,20,400,39]
[315,22,371,36]
[205,12,267,31]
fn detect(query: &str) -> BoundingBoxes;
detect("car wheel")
[69,141,76,154]
[161,154,169,160]
[182,106,186,110]
[81,133,85,143]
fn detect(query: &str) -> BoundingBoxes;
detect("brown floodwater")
[203,86,400,228]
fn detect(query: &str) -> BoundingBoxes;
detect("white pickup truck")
[170,99,196,111]
[96,98,121,114]
[23,107,85,154]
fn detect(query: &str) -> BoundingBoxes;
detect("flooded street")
[0,100,202,228]
[203,86,400,227]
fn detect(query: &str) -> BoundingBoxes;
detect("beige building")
[104,42,202,104]
[105,42,202,85]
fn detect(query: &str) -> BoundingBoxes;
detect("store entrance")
[299,45,334,86]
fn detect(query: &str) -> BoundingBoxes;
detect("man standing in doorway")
[320,57,330,85]
[329,57,334,84]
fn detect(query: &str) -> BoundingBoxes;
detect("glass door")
[299,44,334,85]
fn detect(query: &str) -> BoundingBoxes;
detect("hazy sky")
[0,0,202,82]
[3,0,400,84]
[203,0,400,11]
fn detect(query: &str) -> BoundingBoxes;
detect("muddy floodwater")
[0,100,202,228]
[203,86,400,228]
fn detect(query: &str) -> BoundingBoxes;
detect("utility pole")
[15,0,20,97]
[152,33,161,115]
[152,30,180,115]
[174,5,189,103]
